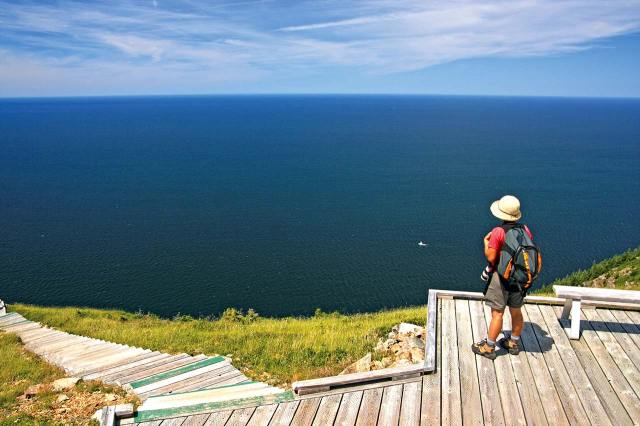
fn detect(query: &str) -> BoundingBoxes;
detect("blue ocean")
[0,96,638,317]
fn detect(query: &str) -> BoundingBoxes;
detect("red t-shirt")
[488,225,533,254]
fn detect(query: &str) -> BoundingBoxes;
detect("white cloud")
[0,0,639,95]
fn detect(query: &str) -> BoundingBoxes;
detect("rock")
[24,384,47,398]
[371,361,385,370]
[381,357,393,367]
[407,336,425,350]
[397,323,424,335]
[104,393,118,402]
[340,353,372,375]
[389,343,403,354]
[392,359,412,368]
[52,377,80,392]
[56,394,69,403]
[410,347,425,362]
[398,351,412,361]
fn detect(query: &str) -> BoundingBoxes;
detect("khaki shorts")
[484,272,524,311]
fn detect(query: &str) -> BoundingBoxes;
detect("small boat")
[418,241,428,247]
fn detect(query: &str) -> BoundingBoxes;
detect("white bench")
[553,285,640,339]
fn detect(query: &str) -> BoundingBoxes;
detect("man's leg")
[488,308,504,345]
[510,307,523,339]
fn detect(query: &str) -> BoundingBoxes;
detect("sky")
[1,0,640,98]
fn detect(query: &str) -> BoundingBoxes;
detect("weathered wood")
[516,305,570,426]
[267,401,300,426]
[202,410,232,425]
[559,299,582,339]
[100,355,190,383]
[376,384,402,426]
[555,305,640,422]
[468,300,508,426]
[420,299,441,426]
[596,309,640,370]
[354,387,383,426]
[484,304,547,426]
[180,413,211,426]
[528,304,611,425]
[399,380,421,426]
[100,405,116,426]
[116,355,208,385]
[522,305,589,425]
[454,299,483,426]
[138,364,235,397]
[582,308,640,397]
[627,309,640,324]
[290,397,320,425]
[441,298,462,426]
[311,394,342,426]
[292,364,423,396]
[542,305,632,426]
[554,285,640,304]
[612,310,640,351]
[225,407,256,426]
[246,404,278,426]
[333,391,363,426]
[82,352,167,379]
[159,417,185,426]
[424,289,438,371]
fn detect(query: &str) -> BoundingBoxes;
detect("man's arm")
[484,232,499,265]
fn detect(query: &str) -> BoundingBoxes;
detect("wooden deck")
[125,294,640,425]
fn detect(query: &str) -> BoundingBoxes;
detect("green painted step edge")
[151,380,257,398]
[134,390,294,422]
[130,356,226,389]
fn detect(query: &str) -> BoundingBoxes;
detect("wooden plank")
[138,365,237,398]
[521,305,589,425]
[292,364,423,396]
[160,417,186,426]
[516,305,569,426]
[101,355,190,383]
[290,397,321,426]
[311,394,342,426]
[399,381,421,426]
[101,405,116,426]
[268,401,300,426]
[492,304,547,426]
[246,404,278,426]
[354,387,383,426]
[333,391,363,426]
[116,355,208,385]
[528,304,610,425]
[424,289,437,371]
[627,310,640,324]
[440,298,462,426]
[454,299,483,426]
[468,300,509,426]
[81,351,163,377]
[596,309,640,370]
[376,385,402,426]
[420,298,441,426]
[553,285,640,303]
[83,353,170,379]
[582,308,640,397]
[180,413,211,426]
[541,305,631,426]
[555,305,640,422]
[611,310,640,351]
[225,407,256,426]
[202,410,232,425]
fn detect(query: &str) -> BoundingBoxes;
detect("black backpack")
[496,223,542,293]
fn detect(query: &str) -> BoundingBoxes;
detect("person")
[472,195,533,360]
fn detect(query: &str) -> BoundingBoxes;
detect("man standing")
[472,195,535,359]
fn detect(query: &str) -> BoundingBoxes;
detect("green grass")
[0,332,63,425]
[9,305,427,386]
[535,246,640,295]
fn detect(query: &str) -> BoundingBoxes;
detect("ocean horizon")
[1,95,639,317]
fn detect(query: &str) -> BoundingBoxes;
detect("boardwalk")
[116,293,640,425]
[2,291,640,425]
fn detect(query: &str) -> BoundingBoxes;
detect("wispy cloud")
[0,0,639,95]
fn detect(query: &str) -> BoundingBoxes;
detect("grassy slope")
[534,246,640,295]
[10,305,426,386]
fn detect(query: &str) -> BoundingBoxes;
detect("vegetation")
[535,246,640,295]
[0,332,133,425]
[9,305,426,386]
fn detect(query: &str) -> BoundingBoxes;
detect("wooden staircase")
[0,311,286,422]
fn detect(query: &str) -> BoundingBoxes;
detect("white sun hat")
[490,195,522,221]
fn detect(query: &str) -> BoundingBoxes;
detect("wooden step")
[81,351,166,379]
[97,354,191,384]
[146,365,241,396]
[138,364,240,398]
[2,321,40,333]
[129,357,228,394]
[116,355,209,386]
[0,313,26,326]
[69,348,150,375]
